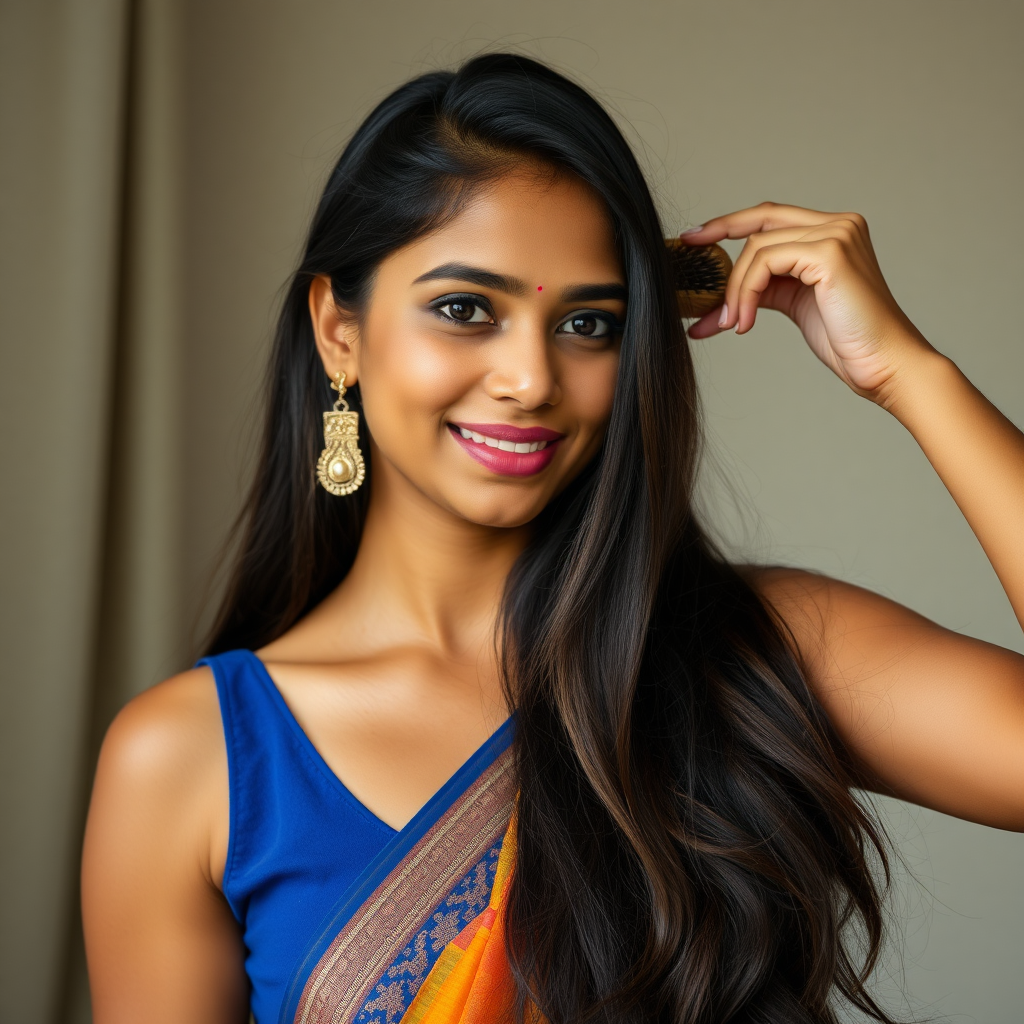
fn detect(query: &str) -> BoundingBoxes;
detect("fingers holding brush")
[677,202,931,399]
[681,203,871,334]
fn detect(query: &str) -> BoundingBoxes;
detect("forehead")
[383,168,623,286]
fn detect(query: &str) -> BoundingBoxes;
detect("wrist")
[875,341,961,425]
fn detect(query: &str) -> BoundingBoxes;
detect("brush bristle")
[665,240,732,317]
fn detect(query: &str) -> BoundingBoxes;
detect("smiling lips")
[448,421,564,477]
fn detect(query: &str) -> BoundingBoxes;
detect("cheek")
[565,351,619,433]
[358,314,475,441]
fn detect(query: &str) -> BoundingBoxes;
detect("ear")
[308,274,360,384]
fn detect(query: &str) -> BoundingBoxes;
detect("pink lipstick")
[448,421,564,477]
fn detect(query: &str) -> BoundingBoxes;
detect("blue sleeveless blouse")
[199,649,398,1024]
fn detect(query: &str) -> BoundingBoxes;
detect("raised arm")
[683,204,1024,829]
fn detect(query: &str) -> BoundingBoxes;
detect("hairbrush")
[665,240,732,318]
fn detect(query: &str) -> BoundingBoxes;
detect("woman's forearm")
[882,343,1024,630]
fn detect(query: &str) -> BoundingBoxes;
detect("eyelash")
[429,294,497,325]
[429,293,624,337]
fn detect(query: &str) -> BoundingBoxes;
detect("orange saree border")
[399,817,521,1024]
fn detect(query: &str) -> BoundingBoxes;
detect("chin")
[450,493,548,530]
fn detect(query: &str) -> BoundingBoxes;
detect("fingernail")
[718,303,729,328]
[681,224,704,235]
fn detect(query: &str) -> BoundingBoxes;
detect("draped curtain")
[0,2,189,1019]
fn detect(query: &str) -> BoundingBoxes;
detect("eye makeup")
[555,309,624,338]
[428,293,496,325]
[427,293,623,338]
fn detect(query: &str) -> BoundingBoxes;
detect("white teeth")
[455,427,553,453]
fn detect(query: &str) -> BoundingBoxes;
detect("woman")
[81,54,1024,1024]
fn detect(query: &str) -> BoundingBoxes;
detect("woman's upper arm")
[750,567,1024,831]
[82,667,248,1024]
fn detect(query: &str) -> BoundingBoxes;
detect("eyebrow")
[413,262,627,304]
[413,263,527,295]
[560,283,628,303]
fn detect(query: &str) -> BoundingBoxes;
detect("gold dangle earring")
[316,371,365,495]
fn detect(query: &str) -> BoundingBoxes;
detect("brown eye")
[435,300,493,324]
[571,316,598,336]
[557,311,617,338]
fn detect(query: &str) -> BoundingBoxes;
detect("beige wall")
[2,1,1021,1020]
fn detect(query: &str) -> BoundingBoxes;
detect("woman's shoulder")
[740,563,934,636]
[739,562,831,601]
[91,666,229,880]
[737,563,936,681]
[739,563,834,636]
[100,666,224,787]
[83,667,245,1017]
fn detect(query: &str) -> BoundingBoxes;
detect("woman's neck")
[310,462,530,660]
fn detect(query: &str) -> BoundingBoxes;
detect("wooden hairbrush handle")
[664,240,732,318]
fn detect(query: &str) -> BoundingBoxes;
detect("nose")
[481,321,562,411]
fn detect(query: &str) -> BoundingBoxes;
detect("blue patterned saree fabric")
[198,650,514,1024]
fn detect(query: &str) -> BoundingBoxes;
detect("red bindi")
[537,285,543,291]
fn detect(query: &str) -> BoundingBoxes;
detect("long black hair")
[207,53,896,1024]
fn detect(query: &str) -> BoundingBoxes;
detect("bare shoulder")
[739,564,1024,828]
[739,563,938,675]
[89,666,227,882]
[84,672,247,1018]
[740,562,920,620]
[99,667,224,792]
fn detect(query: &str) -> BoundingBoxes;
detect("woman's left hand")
[681,202,934,404]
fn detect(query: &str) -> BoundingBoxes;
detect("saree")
[280,719,532,1024]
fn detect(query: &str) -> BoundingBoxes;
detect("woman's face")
[312,167,625,529]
